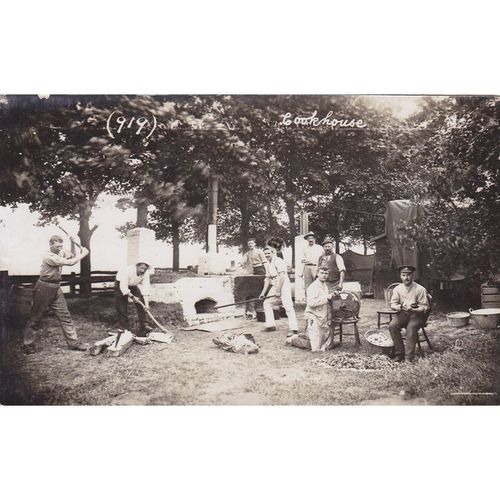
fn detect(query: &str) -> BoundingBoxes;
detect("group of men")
[22,234,153,354]
[22,233,429,363]
[241,232,429,362]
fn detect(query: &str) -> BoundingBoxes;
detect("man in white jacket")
[287,267,337,351]
[259,246,298,336]
[114,261,152,336]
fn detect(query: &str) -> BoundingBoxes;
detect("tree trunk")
[363,238,368,256]
[239,190,250,250]
[77,200,98,297]
[136,199,148,228]
[172,221,180,271]
[285,196,296,264]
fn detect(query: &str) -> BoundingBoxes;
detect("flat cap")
[398,265,416,273]
[322,238,334,246]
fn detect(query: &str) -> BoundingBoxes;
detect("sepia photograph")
[0,94,499,406]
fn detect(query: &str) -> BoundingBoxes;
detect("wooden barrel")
[481,283,500,309]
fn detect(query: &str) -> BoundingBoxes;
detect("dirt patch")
[1,298,498,405]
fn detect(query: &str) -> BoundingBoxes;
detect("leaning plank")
[106,331,134,357]
[149,331,174,344]
[89,335,117,356]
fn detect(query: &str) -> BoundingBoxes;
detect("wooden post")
[207,174,218,253]
[70,272,76,297]
[0,270,9,344]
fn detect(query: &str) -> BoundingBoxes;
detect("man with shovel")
[22,235,89,354]
[114,260,153,337]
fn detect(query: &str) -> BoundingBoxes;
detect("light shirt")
[40,250,73,282]
[265,256,289,283]
[241,248,266,268]
[390,282,429,312]
[302,244,324,265]
[116,265,151,296]
[305,279,330,327]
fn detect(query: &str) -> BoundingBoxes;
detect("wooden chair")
[329,291,362,347]
[413,293,433,354]
[376,282,399,328]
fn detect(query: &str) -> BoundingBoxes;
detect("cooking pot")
[469,308,500,330]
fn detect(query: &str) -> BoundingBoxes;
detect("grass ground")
[1,297,499,405]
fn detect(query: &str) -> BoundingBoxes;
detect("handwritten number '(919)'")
[106,112,157,140]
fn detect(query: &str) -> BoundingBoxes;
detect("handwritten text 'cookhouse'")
[281,111,367,129]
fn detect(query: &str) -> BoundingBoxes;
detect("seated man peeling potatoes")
[389,265,429,363]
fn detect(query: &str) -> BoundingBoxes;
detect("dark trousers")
[23,280,80,347]
[389,311,425,360]
[114,282,147,332]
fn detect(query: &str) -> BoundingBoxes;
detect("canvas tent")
[372,200,426,298]
[340,249,374,292]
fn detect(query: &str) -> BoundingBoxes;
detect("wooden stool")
[376,309,395,328]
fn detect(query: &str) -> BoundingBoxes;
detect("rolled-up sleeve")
[44,254,72,267]
[336,255,346,272]
[116,268,130,296]
[140,271,151,296]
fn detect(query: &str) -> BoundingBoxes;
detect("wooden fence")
[6,270,118,296]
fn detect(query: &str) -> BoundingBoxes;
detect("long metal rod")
[214,295,278,310]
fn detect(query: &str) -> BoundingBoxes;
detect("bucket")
[256,309,281,322]
[446,312,470,327]
[469,308,500,330]
[364,326,394,357]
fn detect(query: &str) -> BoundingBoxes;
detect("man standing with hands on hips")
[317,238,346,293]
[389,265,429,363]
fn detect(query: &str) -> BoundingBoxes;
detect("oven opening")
[194,298,218,314]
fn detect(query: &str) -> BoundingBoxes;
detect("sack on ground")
[213,332,259,354]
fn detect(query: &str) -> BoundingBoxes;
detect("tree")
[0,95,133,294]
[399,96,500,279]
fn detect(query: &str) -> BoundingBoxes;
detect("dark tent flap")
[341,249,375,290]
[385,200,425,274]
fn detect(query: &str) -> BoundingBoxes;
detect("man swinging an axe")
[22,234,90,354]
[114,260,154,337]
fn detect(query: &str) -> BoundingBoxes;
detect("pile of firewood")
[89,330,174,357]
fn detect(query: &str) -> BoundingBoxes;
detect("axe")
[52,218,83,250]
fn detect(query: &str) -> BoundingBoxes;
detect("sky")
[0,196,241,274]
